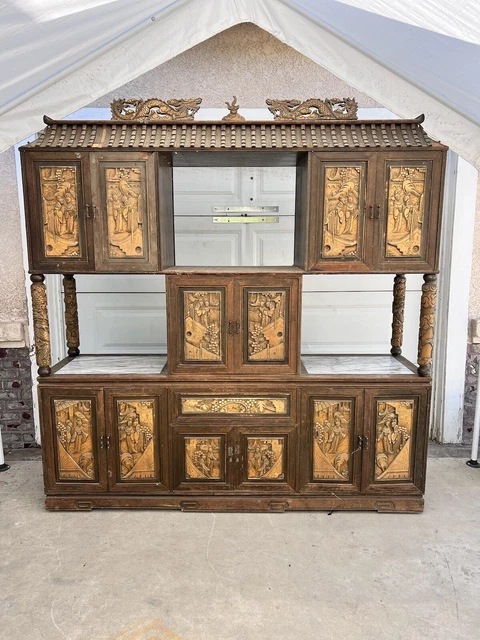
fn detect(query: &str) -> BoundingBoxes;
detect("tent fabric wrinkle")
[0,0,479,169]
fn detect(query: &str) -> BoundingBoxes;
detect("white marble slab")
[302,355,414,375]
[55,355,167,376]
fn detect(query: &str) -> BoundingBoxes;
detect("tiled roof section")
[28,118,435,150]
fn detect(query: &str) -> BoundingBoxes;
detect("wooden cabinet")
[167,274,301,375]
[21,150,174,273]
[306,150,444,273]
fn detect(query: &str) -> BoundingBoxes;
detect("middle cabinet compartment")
[167,274,301,375]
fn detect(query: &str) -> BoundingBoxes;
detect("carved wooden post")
[417,274,437,377]
[391,274,406,356]
[30,274,51,376]
[63,274,80,357]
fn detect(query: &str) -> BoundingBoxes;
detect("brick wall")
[0,347,36,450]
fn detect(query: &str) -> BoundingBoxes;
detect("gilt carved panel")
[54,399,95,481]
[386,166,427,257]
[375,400,413,481]
[116,400,156,480]
[247,438,285,480]
[181,396,288,415]
[39,166,80,257]
[183,290,223,362]
[312,400,352,481]
[105,167,145,258]
[184,437,222,480]
[247,290,286,362]
[322,166,363,258]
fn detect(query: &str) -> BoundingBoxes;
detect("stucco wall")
[468,174,480,319]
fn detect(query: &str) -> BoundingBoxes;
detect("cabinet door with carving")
[299,388,364,494]
[40,387,107,493]
[308,153,376,272]
[91,152,159,272]
[172,426,235,491]
[236,426,297,493]
[104,388,168,492]
[167,276,234,374]
[363,387,430,494]
[235,275,301,374]
[22,151,94,272]
[373,151,444,271]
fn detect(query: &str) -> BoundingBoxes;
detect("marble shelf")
[301,355,415,375]
[54,355,168,376]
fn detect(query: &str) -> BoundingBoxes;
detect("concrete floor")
[1,455,479,640]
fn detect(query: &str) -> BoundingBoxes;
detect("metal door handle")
[376,204,381,219]
[235,321,240,334]
[85,203,91,219]
[227,446,234,463]
[228,321,233,335]
[364,436,369,451]
[352,435,363,455]
[106,435,111,450]
[369,205,374,219]
[100,434,105,449]
[92,205,98,220]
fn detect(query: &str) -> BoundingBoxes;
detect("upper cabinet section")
[21,150,174,273]
[303,150,445,273]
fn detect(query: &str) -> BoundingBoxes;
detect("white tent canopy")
[1,0,480,166]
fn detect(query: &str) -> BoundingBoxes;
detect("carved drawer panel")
[180,396,289,416]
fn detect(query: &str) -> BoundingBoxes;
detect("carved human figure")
[69,412,90,454]
[324,413,347,453]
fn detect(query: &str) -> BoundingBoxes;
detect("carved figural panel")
[105,166,145,258]
[116,400,155,480]
[39,166,80,257]
[181,396,288,415]
[185,437,222,480]
[54,399,95,481]
[313,400,352,481]
[375,400,413,481]
[386,166,427,257]
[247,290,286,361]
[183,290,222,362]
[247,438,285,480]
[322,166,363,258]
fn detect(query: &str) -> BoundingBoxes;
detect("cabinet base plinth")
[45,494,424,513]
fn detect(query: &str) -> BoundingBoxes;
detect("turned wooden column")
[30,274,51,376]
[390,274,406,356]
[63,274,80,357]
[417,274,437,377]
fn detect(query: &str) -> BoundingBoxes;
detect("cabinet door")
[308,153,376,272]
[91,152,159,271]
[104,388,168,492]
[235,276,301,374]
[299,389,364,494]
[22,151,94,272]
[166,276,234,374]
[172,426,235,491]
[373,151,444,271]
[40,387,107,493]
[236,427,297,493]
[363,387,430,494]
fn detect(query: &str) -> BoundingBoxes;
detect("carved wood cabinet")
[21,114,447,513]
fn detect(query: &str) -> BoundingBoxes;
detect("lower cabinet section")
[39,381,430,510]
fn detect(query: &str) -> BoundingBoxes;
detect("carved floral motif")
[247,438,284,480]
[185,437,221,479]
[418,274,437,376]
[322,166,362,258]
[63,275,79,355]
[39,166,79,257]
[110,98,202,121]
[266,97,358,120]
[313,400,352,481]
[31,276,51,373]
[375,400,413,480]
[181,396,288,415]
[117,400,155,480]
[391,274,406,356]
[386,166,427,257]
[247,291,286,361]
[183,291,222,362]
[54,399,95,480]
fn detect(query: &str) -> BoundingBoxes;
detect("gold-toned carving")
[247,438,285,480]
[105,167,145,258]
[110,98,202,121]
[375,400,413,480]
[391,274,406,356]
[183,290,222,362]
[54,399,95,480]
[313,400,352,481]
[222,96,245,122]
[63,275,79,356]
[185,437,221,480]
[266,97,358,120]
[31,275,51,375]
[247,290,286,362]
[39,166,80,257]
[386,166,427,257]
[322,166,362,258]
[181,396,288,415]
[117,400,155,480]
[418,274,437,376]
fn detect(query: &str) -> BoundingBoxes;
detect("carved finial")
[222,96,245,122]
[265,97,358,120]
[110,98,202,121]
